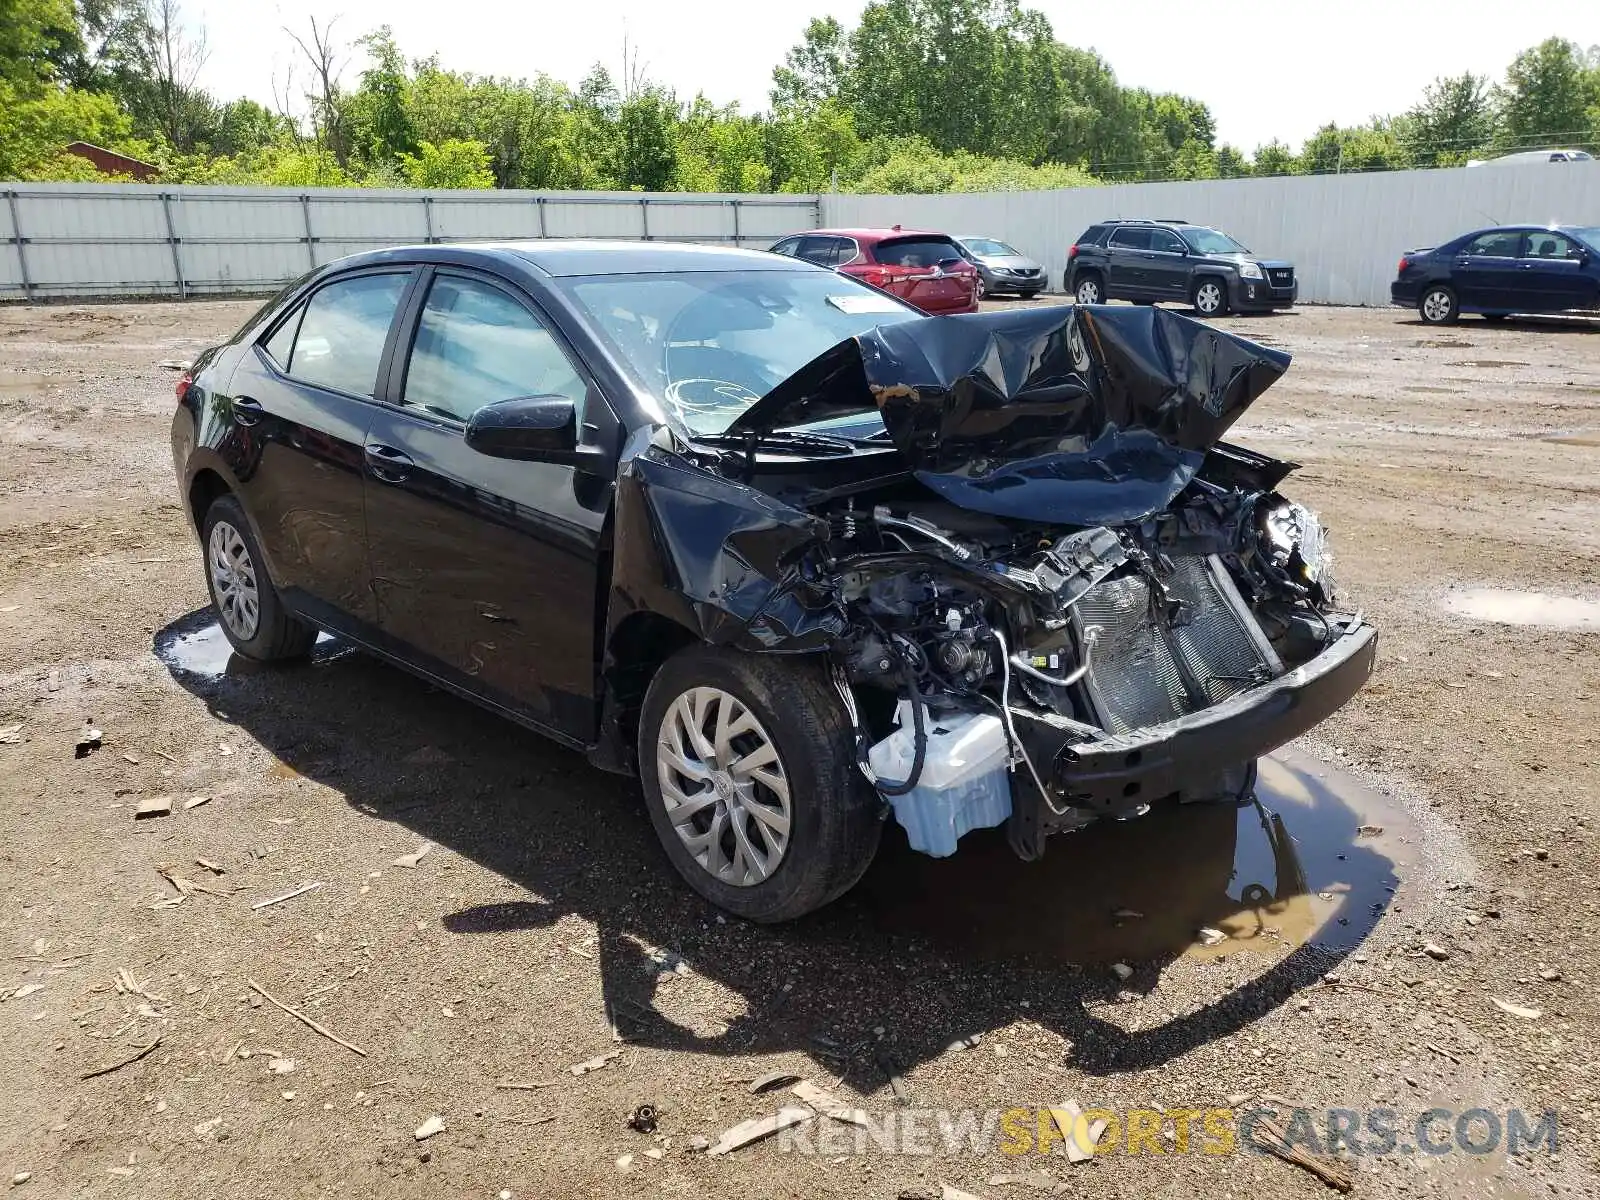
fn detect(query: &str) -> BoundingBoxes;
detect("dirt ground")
[2,296,1600,1199]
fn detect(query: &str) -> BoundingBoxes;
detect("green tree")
[1214,144,1251,178]
[1496,38,1598,151]
[614,86,678,190]
[1403,72,1493,166]
[0,77,131,176]
[769,16,848,111]
[1251,140,1298,176]
[347,26,417,165]
[398,137,495,188]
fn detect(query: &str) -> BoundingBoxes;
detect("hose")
[988,628,1069,815]
[871,642,929,797]
[870,511,973,560]
[1008,628,1098,688]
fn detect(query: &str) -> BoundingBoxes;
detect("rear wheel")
[638,645,881,923]
[200,494,317,662]
[1193,277,1230,317]
[1419,285,1459,325]
[1073,273,1104,305]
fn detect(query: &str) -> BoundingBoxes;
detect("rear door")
[1515,231,1597,311]
[1104,226,1153,296]
[1144,227,1191,301]
[224,268,413,628]
[361,268,616,741]
[872,236,974,312]
[1452,230,1524,309]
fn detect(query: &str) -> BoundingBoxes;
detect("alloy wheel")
[1422,289,1454,323]
[1196,282,1223,315]
[207,520,260,640]
[1075,278,1101,304]
[656,686,792,887]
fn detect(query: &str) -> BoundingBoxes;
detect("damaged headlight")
[1261,500,1337,605]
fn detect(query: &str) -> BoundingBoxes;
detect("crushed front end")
[613,302,1376,861]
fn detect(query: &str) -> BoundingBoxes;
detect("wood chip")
[941,1186,985,1200]
[247,978,366,1056]
[568,1050,622,1076]
[81,1035,163,1080]
[195,858,225,874]
[252,882,324,911]
[0,722,23,744]
[1492,997,1541,1020]
[183,795,211,810]
[748,1069,802,1094]
[414,1115,445,1140]
[1248,1112,1354,1192]
[134,795,172,820]
[1050,1100,1107,1163]
[706,1107,816,1156]
[791,1080,870,1127]
[392,843,432,869]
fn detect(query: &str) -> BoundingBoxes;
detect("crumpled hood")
[726,304,1290,524]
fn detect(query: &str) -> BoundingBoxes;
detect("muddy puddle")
[857,745,1412,964]
[1441,587,1600,630]
[154,612,350,678]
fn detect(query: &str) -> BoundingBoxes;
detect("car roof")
[324,239,815,279]
[795,227,952,242]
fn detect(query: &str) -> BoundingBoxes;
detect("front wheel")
[638,646,882,923]
[200,494,317,662]
[1193,278,1230,317]
[1419,285,1459,325]
[1019,289,1041,300]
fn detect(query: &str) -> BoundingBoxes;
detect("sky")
[189,0,1598,153]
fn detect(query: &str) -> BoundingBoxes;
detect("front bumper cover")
[1006,615,1376,856]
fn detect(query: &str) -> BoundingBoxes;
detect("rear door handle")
[364,443,414,483]
[232,395,264,427]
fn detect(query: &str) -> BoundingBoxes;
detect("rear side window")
[1108,226,1152,250]
[283,273,408,397]
[873,237,962,267]
[1464,231,1523,258]
[402,275,585,424]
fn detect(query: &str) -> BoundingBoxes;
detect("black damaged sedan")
[171,241,1376,921]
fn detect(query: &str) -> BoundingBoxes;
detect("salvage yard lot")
[2,297,1600,1198]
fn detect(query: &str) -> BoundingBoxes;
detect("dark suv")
[1065,219,1297,316]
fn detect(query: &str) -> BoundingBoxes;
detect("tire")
[1019,289,1041,300]
[200,493,318,662]
[976,276,988,300]
[1193,277,1230,317]
[1419,285,1458,325]
[638,644,882,923]
[1073,273,1104,305]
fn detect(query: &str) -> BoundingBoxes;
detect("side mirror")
[464,395,603,466]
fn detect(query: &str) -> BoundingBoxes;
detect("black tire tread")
[638,645,881,923]
[201,494,318,662]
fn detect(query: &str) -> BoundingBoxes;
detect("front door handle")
[232,396,264,427]
[364,443,414,483]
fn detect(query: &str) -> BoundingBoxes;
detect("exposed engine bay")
[606,302,1377,861]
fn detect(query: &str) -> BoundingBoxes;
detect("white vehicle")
[1468,149,1595,167]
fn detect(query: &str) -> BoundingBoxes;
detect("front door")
[1143,227,1192,301]
[361,269,615,742]
[223,268,413,627]
[1515,231,1599,312]
[1453,229,1524,310]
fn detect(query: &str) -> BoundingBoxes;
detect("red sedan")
[769,226,981,315]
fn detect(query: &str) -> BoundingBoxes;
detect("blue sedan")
[1391,225,1600,324]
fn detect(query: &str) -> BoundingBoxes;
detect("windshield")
[960,238,1019,257]
[558,269,922,435]
[1181,227,1251,255]
[1571,227,1600,250]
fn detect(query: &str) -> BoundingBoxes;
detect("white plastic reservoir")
[867,700,1013,857]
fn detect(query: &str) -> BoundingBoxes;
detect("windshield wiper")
[696,428,859,481]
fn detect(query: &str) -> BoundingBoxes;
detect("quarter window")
[1464,231,1523,258]
[283,273,408,397]
[402,275,585,424]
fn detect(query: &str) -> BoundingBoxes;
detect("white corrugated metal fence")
[4,167,1600,305]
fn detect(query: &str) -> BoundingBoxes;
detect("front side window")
[769,237,801,257]
[284,273,408,398]
[795,236,840,266]
[1464,231,1523,257]
[1523,232,1581,260]
[402,275,584,423]
[557,269,922,435]
[1149,229,1187,254]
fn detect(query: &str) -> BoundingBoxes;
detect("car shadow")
[154,607,1403,1089]
[1396,313,1600,332]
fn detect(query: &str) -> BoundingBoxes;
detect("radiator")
[1074,557,1282,734]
